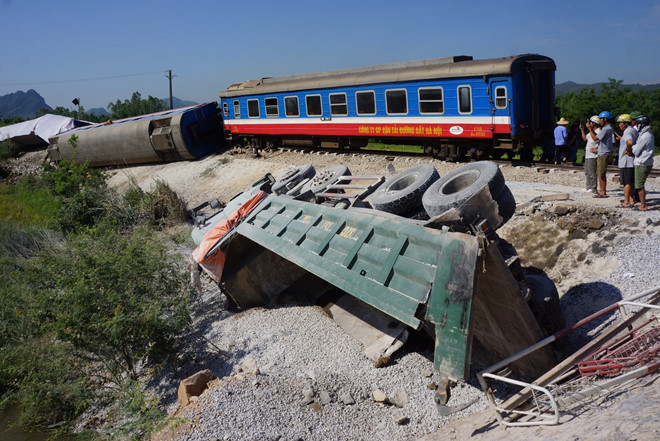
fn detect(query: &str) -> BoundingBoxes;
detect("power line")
[0,70,164,87]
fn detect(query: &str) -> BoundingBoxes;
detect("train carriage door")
[490,80,510,136]
[525,59,556,141]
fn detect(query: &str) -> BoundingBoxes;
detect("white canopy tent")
[0,114,89,147]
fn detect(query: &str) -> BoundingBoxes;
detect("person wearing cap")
[553,117,570,165]
[616,114,639,207]
[630,111,642,132]
[588,111,614,198]
[629,115,655,211]
[580,115,601,193]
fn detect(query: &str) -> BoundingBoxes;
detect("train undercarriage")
[228,132,537,162]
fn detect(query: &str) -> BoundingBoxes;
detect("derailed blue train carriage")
[48,102,224,167]
[219,54,556,160]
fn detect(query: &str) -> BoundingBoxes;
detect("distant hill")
[161,97,199,109]
[557,81,660,95]
[88,107,110,117]
[0,89,51,119]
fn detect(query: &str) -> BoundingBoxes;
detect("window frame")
[457,85,473,114]
[233,100,240,118]
[385,88,408,115]
[418,87,444,114]
[222,102,229,117]
[494,86,508,109]
[284,96,300,117]
[265,97,279,118]
[247,99,260,118]
[305,94,323,117]
[329,92,348,116]
[355,90,376,115]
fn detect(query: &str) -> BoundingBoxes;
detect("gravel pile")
[137,152,660,441]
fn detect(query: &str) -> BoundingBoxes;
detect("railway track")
[263,145,660,178]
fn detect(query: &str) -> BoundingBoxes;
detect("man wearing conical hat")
[553,117,570,165]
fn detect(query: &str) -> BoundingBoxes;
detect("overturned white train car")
[47,102,224,167]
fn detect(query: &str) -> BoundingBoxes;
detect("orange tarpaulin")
[191,191,268,283]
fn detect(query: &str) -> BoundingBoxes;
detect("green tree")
[34,105,109,123]
[107,91,167,119]
[1,116,23,127]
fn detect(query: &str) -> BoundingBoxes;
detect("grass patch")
[0,180,60,226]
[364,142,424,154]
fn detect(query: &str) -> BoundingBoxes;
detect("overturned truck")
[190,161,565,410]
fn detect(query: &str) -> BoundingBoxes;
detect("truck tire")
[525,273,566,336]
[422,161,505,217]
[371,164,439,216]
[496,185,517,226]
[300,165,351,194]
[272,164,316,195]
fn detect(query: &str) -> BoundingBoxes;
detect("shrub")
[39,134,111,232]
[0,139,21,161]
[1,146,193,436]
[110,179,188,229]
[142,179,188,226]
[0,338,91,431]
[40,227,191,381]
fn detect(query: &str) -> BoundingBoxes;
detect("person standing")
[589,111,614,198]
[553,117,570,164]
[629,111,642,203]
[580,115,600,193]
[616,114,639,207]
[630,115,655,211]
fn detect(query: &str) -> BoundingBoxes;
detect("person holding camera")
[588,111,614,198]
[580,115,600,194]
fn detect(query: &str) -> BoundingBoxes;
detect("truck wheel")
[272,164,316,195]
[371,164,439,216]
[300,165,351,194]
[525,273,566,335]
[496,185,517,226]
[422,161,505,217]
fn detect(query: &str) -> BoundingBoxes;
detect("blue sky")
[2,0,659,111]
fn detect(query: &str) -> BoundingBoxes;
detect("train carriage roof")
[219,54,555,98]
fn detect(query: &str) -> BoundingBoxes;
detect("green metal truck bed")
[226,195,481,380]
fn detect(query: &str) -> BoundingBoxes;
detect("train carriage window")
[330,93,348,115]
[356,91,376,115]
[419,87,444,114]
[306,95,322,116]
[265,97,279,117]
[284,96,299,117]
[495,86,508,109]
[386,89,408,114]
[233,100,240,118]
[457,86,472,114]
[222,102,229,117]
[247,99,260,118]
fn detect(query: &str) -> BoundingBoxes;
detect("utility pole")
[165,70,176,109]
